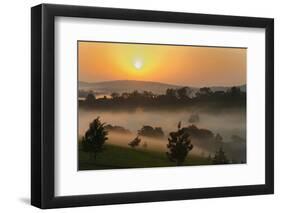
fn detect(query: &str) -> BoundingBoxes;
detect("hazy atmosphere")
[78,41,247,170]
[79,41,246,87]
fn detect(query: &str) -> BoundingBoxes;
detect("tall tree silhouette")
[212,147,229,164]
[166,122,193,166]
[81,117,108,160]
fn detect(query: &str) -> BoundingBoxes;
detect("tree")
[212,147,229,164]
[111,92,120,99]
[201,87,212,95]
[138,125,164,138]
[166,88,177,98]
[207,154,212,162]
[177,87,192,100]
[196,87,212,97]
[166,122,193,166]
[128,136,141,148]
[121,92,130,99]
[228,86,241,96]
[130,90,140,99]
[154,127,164,138]
[85,91,96,105]
[81,117,108,160]
[143,91,154,99]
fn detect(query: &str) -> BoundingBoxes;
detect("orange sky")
[78,41,246,87]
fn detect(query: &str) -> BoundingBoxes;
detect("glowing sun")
[133,58,143,70]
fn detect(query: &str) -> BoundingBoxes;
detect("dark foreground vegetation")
[79,117,245,170]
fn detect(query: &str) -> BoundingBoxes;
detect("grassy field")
[78,144,211,170]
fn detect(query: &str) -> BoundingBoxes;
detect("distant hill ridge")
[79,80,246,94]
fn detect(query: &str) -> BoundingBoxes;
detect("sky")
[78,41,246,87]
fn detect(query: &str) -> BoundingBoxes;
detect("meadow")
[78,143,211,170]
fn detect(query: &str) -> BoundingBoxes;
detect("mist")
[79,108,246,142]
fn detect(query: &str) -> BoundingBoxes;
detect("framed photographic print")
[31,4,274,209]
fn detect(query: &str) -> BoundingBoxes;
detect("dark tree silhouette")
[85,91,96,105]
[195,87,212,97]
[177,87,187,99]
[79,85,246,110]
[143,91,154,98]
[166,122,193,166]
[81,117,108,160]
[166,88,177,98]
[130,90,141,99]
[177,87,192,99]
[182,124,214,140]
[228,86,241,96]
[128,136,141,148]
[154,127,164,138]
[121,92,130,99]
[138,125,164,138]
[104,124,131,134]
[212,147,229,164]
[200,87,212,95]
[207,154,212,162]
[111,92,120,99]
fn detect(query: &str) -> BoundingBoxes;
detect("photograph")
[78,41,247,170]
[30,3,274,209]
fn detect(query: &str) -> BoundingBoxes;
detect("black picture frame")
[31,3,274,209]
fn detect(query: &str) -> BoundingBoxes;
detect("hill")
[79,80,181,94]
[79,143,211,170]
[79,80,246,95]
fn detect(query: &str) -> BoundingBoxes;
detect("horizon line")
[79,79,246,88]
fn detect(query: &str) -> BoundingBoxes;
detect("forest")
[79,86,246,111]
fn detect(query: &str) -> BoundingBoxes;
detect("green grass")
[78,144,211,170]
